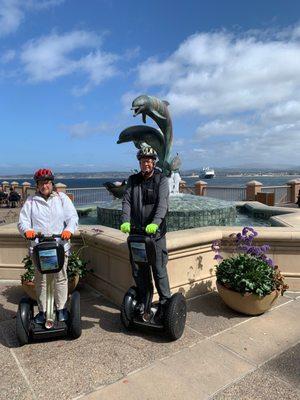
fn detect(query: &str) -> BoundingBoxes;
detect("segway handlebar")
[131,226,160,237]
[25,233,62,241]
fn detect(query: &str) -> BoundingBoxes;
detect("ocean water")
[10,174,300,189]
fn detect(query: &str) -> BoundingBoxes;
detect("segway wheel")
[120,286,137,330]
[164,293,187,341]
[16,298,32,346]
[69,291,82,339]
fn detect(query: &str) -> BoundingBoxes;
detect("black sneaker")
[34,311,46,324]
[135,302,145,315]
[57,308,68,322]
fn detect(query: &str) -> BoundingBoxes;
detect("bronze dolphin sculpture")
[131,95,173,169]
[117,125,166,170]
[103,180,127,199]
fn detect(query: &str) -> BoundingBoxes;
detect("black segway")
[16,234,82,346]
[121,230,187,341]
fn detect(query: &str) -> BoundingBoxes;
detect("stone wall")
[0,218,299,305]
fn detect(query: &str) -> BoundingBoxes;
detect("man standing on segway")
[120,146,171,321]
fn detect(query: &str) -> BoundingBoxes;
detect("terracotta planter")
[216,281,280,316]
[21,275,80,301]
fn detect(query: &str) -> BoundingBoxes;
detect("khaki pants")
[34,256,69,312]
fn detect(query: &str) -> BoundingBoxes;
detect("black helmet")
[136,147,158,160]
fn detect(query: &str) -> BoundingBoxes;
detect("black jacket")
[122,169,169,238]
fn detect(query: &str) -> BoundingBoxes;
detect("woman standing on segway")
[18,169,78,324]
[120,146,171,321]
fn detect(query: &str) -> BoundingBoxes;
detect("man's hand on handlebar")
[61,230,72,240]
[25,230,35,239]
[120,222,131,234]
[145,223,159,235]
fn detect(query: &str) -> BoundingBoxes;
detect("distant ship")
[201,167,215,179]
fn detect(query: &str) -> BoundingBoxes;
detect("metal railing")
[65,184,293,207]
[181,186,196,195]
[261,185,292,205]
[67,187,111,206]
[204,186,247,202]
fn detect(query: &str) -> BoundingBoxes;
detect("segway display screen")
[130,242,148,263]
[38,249,59,272]
[33,241,65,274]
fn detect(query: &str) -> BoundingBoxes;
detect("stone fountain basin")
[97,194,236,231]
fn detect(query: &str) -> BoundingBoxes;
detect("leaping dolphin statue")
[103,180,127,199]
[131,95,173,167]
[107,93,180,202]
[117,125,166,170]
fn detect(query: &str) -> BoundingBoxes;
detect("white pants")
[34,256,69,312]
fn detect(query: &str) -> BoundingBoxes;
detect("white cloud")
[262,101,300,122]
[136,28,300,117]
[0,0,64,37]
[196,119,253,139]
[63,121,116,139]
[0,49,16,63]
[72,50,118,95]
[132,25,300,166]
[25,0,65,10]
[0,0,23,37]
[20,31,118,91]
[174,138,185,146]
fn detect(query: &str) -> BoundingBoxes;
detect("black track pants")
[131,236,171,304]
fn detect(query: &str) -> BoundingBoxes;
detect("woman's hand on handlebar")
[25,230,35,239]
[61,230,72,240]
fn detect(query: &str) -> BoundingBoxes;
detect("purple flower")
[214,226,274,268]
[242,226,258,237]
[211,240,221,252]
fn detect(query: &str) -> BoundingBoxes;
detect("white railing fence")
[261,185,292,205]
[204,186,247,202]
[67,187,111,206]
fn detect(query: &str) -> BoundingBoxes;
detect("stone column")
[194,180,207,196]
[2,181,9,192]
[55,183,67,193]
[179,180,186,193]
[246,180,262,201]
[287,179,300,203]
[10,181,19,189]
[22,182,31,199]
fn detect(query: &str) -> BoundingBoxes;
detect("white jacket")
[18,191,79,251]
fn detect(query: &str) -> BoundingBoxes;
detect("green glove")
[145,223,159,234]
[120,222,131,233]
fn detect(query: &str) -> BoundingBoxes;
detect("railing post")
[246,180,262,201]
[287,179,300,203]
[2,181,9,192]
[194,180,207,196]
[55,183,67,193]
[10,181,19,189]
[179,180,186,193]
[22,182,31,200]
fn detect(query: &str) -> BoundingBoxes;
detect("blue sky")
[1,0,300,174]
